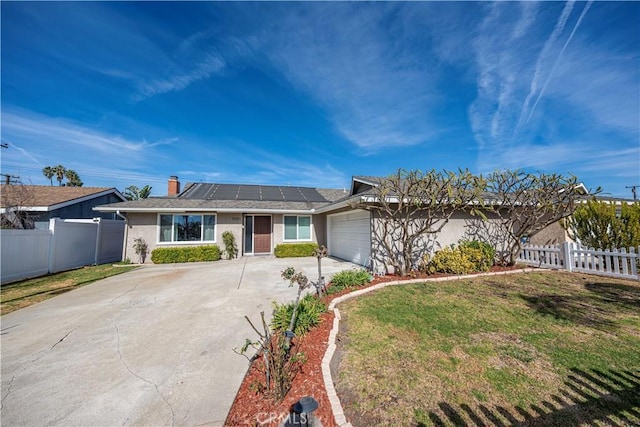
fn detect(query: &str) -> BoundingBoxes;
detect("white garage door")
[328,210,371,266]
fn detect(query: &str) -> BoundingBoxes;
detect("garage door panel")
[328,210,371,265]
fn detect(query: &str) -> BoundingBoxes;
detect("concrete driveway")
[1,256,357,426]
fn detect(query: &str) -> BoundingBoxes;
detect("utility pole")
[1,174,20,185]
[626,185,639,200]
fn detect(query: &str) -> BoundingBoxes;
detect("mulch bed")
[224,265,524,426]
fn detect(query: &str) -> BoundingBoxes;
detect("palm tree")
[53,165,66,186]
[42,166,54,186]
[124,185,140,201]
[139,185,152,199]
[64,169,83,187]
[124,184,152,200]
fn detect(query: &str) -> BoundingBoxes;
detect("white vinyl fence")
[518,242,639,280]
[1,218,125,284]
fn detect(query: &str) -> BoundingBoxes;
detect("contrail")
[526,0,593,124]
[513,1,575,140]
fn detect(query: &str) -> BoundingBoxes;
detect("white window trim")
[157,213,217,244]
[283,215,312,242]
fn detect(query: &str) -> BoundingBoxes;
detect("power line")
[1,174,20,185]
[625,185,639,200]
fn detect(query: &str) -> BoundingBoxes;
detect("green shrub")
[459,240,495,270]
[427,246,475,274]
[274,243,319,258]
[426,243,492,275]
[326,269,372,295]
[271,294,327,336]
[150,245,221,264]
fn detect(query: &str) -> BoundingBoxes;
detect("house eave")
[93,207,318,214]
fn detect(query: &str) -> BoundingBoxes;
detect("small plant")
[132,238,148,264]
[222,231,238,260]
[235,312,305,403]
[274,243,319,258]
[326,269,372,295]
[116,257,132,265]
[271,294,327,336]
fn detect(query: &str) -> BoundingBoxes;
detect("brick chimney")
[168,176,180,196]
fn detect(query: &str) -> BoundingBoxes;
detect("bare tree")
[484,170,593,266]
[351,169,485,276]
[1,182,36,229]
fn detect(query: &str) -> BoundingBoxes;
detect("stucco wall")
[369,208,507,273]
[217,213,243,257]
[124,212,324,262]
[124,213,157,263]
[529,220,571,245]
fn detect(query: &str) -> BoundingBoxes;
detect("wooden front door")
[253,216,271,254]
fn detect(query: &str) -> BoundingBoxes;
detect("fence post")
[562,242,573,272]
[48,218,58,274]
[94,218,102,265]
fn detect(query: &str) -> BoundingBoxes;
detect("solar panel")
[280,187,306,202]
[184,184,212,199]
[261,186,283,201]
[300,187,327,202]
[237,185,261,200]
[211,184,239,200]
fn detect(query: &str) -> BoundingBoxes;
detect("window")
[158,214,216,243]
[284,215,311,241]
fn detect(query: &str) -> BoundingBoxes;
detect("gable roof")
[0,185,126,212]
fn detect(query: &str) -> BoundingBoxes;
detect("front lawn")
[336,271,640,426]
[1,264,138,315]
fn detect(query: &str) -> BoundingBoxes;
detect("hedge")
[150,245,221,264]
[274,243,319,258]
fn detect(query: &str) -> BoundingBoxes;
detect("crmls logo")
[256,412,314,426]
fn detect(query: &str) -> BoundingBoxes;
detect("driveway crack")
[237,257,248,289]
[1,375,15,410]
[110,282,141,304]
[51,328,77,350]
[112,320,175,427]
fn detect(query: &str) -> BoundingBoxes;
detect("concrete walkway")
[0,256,357,427]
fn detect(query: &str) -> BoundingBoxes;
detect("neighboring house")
[0,185,127,229]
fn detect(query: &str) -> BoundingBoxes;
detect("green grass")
[1,264,137,315]
[336,271,640,426]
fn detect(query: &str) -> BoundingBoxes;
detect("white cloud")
[255,3,442,152]
[1,110,175,153]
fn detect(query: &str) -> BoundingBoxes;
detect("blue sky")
[1,1,638,198]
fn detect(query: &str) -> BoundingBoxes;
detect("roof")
[94,182,350,213]
[179,182,344,203]
[1,185,126,212]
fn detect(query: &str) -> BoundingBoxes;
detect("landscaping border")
[321,268,540,427]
